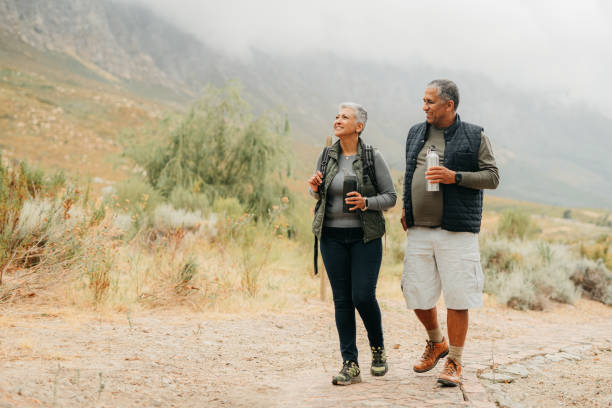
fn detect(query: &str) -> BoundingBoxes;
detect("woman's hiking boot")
[332,360,361,386]
[370,346,388,376]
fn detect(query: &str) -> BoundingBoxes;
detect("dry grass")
[0,63,167,194]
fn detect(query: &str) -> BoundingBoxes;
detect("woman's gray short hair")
[339,102,367,134]
[427,79,460,111]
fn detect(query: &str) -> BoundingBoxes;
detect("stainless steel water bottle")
[426,145,440,192]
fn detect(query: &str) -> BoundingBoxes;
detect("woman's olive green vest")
[312,138,386,243]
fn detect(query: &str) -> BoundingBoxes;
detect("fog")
[117,0,611,117]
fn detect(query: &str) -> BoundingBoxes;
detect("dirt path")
[0,297,610,407]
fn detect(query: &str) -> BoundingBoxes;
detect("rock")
[479,372,516,383]
[499,364,529,378]
[495,394,526,408]
[529,355,547,365]
[557,352,581,361]
[544,353,565,362]
[560,344,592,354]
[523,363,543,373]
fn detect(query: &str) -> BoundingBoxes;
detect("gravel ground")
[482,347,612,408]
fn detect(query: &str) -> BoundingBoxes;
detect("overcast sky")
[122,0,612,116]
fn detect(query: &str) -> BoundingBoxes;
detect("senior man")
[400,79,499,386]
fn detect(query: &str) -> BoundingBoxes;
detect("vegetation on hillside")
[1,80,611,312]
[479,209,611,310]
[123,83,291,219]
[0,85,308,309]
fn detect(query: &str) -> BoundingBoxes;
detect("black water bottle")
[343,175,358,213]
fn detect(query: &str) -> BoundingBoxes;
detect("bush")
[497,209,539,240]
[152,204,204,233]
[579,234,612,270]
[570,259,612,305]
[0,160,80,285]
[169,186,209,213]
[125,83,291,218]
[113,177,163,216]
[481,236,584,310]
[213,197,245,219]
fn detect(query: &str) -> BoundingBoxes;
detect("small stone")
[544,353,564,362]
[479,372,516,383]
[499,364,529,378]
[523,364,543,373]
[557,352,581,361]
[467,363,489,371]
[560,344,592,354]
[529,355,547,365]
[495,394,526,408]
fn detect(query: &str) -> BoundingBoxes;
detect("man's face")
[422,87,453,127]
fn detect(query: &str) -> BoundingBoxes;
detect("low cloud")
[118,0,612,115]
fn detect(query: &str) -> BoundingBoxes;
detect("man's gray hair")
[339,102,367,134]
[427,79,460,111]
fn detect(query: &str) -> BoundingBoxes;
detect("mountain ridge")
[0,0,610,208]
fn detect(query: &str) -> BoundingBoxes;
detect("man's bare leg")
[414,307,439,330]
[412,307,448,372]
[446,309,468,365]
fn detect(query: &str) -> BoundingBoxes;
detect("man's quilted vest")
[403,114,483,233]
[312,139,386,242]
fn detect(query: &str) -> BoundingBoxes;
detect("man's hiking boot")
[413,337,449,373]
[437,357,462,386]
[332,360,361,386]
[370,346,388,376]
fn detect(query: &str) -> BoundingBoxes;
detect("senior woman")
[308,102,397,385]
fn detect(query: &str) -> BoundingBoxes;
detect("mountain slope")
[0,0,610,208]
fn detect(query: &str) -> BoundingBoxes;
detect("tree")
[128,82,290,217]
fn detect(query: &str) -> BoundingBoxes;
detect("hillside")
[0,0,611,208]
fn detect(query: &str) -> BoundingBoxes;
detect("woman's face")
[334,107,363,138]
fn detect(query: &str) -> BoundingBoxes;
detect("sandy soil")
[0,296,610,407]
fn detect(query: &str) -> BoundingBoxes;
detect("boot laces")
[340,360,357,377]
[442,358,458,375]
[421,340,435,359]
[371,346,385,364]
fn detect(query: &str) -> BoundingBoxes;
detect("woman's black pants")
[320,226,384,364]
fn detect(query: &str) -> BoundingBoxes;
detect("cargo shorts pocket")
[461,254,483,292]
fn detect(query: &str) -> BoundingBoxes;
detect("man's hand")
[401,208,407,231]
[345,191,366,211]
[426,166,456,185]
[308,171,323,192]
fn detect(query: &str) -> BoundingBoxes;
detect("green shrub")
[213,197,244,219]
[497,209,539,240]
[113,177,162,215]
[570,259,612,305]
[125,83,290,218]
[0,159,75,283]
[481,236,583,310]
[152,204,204,233]
[168,186,210,213]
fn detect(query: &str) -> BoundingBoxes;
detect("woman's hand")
[308,171,324,192]
[345,191,366,211]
